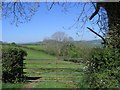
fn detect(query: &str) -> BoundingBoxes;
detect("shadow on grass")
[25,76,42,82]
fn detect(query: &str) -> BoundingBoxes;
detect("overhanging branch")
[87,27,106,44]
[89,3,100,20]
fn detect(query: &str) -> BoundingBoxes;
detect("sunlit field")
[2,44,88,89]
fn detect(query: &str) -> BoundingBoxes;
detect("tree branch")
[87,27,106,44]
[89,3,100,20]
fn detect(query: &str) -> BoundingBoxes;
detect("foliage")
[11,42,16,45]
[87,48,120,88]
[2,47,27,83]
[108,25,120,52]
[43,31,74,57]
[59,42,83,63]
[86,10,120,88]
[60,42,79,58]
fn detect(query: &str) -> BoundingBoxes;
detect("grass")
[34,82,77,88]
[24,60,85,88]
[23,48,55,59]
[22,44,44,50]
[2,83,25,89]
[24,50,85,88]
[2,44,87,88]
[25,60,84,69]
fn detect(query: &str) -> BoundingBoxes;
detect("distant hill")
[86,39,102,45]
[0,41,2,44]
[73,39,102,47]
[19,39,102,46]
[18,41,42,45]
[0,41,8,44]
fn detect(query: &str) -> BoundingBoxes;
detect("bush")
[60,43,79,58]
[87,48,120,88]
[60,43,82,63]
[2,47,27,83]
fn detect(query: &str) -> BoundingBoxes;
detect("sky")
[2,2,101,43]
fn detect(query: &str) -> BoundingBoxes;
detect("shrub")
[87,48,120,88]
[2,47,27,83]
[60,43,79,58]
[59,43,82,63]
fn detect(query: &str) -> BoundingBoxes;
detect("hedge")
[2,47,27,83]
[87,48,120,88]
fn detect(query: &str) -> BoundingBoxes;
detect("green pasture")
[21,44,45,51]
[23,48,55,59]
[2,44,87,89]
[24,50,85,88]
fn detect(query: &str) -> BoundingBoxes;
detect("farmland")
[2,44,88,89]
[2,1,120,89]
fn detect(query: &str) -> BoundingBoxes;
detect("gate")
[24,58,84,87]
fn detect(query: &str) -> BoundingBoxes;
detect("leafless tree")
[2,1,40,26]
[51,31,67,42]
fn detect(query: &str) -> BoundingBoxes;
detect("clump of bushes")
[2,47,27,83]
[87,48,120,88]
[60,43,79,58]
[60,43,81,63]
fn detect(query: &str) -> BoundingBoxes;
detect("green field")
[21,44,46,52]
[2,44,87,89]
[24,48,55,59]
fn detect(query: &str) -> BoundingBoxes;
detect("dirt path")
[21,81,37,90]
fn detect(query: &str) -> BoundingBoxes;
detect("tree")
[87,2,120,88]
[89,2,120,48]
[42,32,74,58]
[51,31,67,42]
[2,2,40,26]
[50,31,74,58]
[63,36,74,42]
[11,42,16,45]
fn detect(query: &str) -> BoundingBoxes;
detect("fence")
[24,58,84,84]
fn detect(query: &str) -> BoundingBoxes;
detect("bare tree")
[63,36,74,42]
[2,2,40,26]
[51,31,67,42]
[51,31,70,58]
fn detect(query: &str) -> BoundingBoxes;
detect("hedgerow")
[87,48,120,88]
[2,47,27,83]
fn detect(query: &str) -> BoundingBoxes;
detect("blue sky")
[2,2,100,43]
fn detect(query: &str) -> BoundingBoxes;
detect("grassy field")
[24,59,85,88]
[23,44,86,88]
[2,44,87,89]
[21,44,45,51]
[24,48,55,59]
